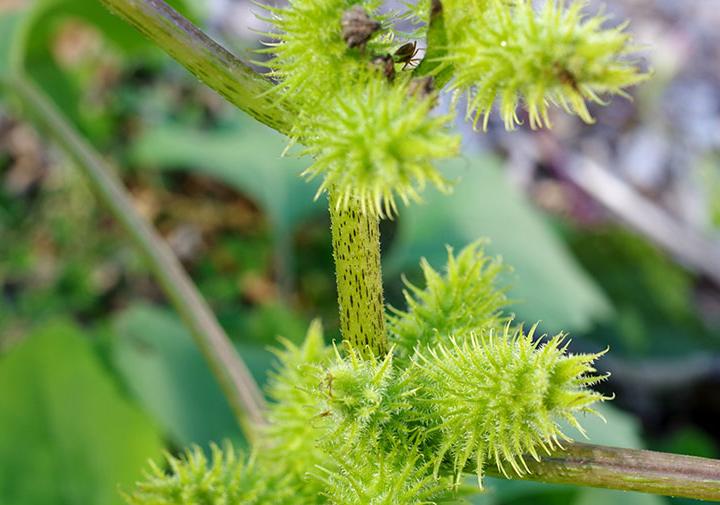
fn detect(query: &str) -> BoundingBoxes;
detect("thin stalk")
[329,193,387,357]
[484,442,720,502]
[99,0,294,136]
[8,75,267,440]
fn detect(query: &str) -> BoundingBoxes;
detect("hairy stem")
[99,0,294,136]
[329,193,387,357]
[484,442,720,501]
[7,75,267,439]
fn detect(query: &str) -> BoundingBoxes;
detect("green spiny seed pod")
[322,344,417,446]
[302,78,460,217]
[315,444,456,505]
[388,241,508,358]
[124,444,270,505]
[445,0,648,130]
[256,0,393,109]
[418,324,609,485]
[261,321,333,502]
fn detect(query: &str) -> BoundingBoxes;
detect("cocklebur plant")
[127,243,610,504]
[125,0,647,503]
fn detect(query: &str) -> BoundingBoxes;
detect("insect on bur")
[393,41,421,69]
[407,76,435,100]
[313,372,336,420]
[370,53,395,81]
[324,371,335,398]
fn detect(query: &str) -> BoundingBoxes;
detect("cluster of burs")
[127,243,609,504]
[126,0,646,503]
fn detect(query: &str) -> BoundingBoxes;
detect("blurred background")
[1,0,719,504]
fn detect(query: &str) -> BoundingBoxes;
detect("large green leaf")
[0,321,164,505]
[387,156,612,333]
[111,304,275,448]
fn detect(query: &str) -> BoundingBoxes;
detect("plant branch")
[484,442,720,501]
[6,75,267,439]
[100,0,294,136]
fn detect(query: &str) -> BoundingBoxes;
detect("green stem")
[329,193,387,357]
[413,0,454,88]
[99,0,294,136]
[484,442,720,502]
[7,75,267,440]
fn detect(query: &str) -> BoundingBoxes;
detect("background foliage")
[1,0,719,504]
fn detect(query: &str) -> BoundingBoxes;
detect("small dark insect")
[341,6,381,49]
[370,53,395,81]
[325,371,335,399]
[393,41,421,69]
[407,76,435,100]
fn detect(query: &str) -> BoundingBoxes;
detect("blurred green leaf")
[4,0,187,138]
[652,427,717,460]
[567,227,720,356]
[469,478,576,505]
[387,156,612,333]
[698,154,720,229]
[575,488,665,505]
[573,404,644,448]
[0,321,163,505]
[0,9,27,80]
[111,304,275,448]
[235,303,310,345]
[6,0,146,125]
[129,117,321,236]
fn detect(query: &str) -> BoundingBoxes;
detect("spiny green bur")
[124,444,274,504]
[389,241,508,359]
[420,325,609,485]
[126,0,647,501]
[443,0,648,130]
